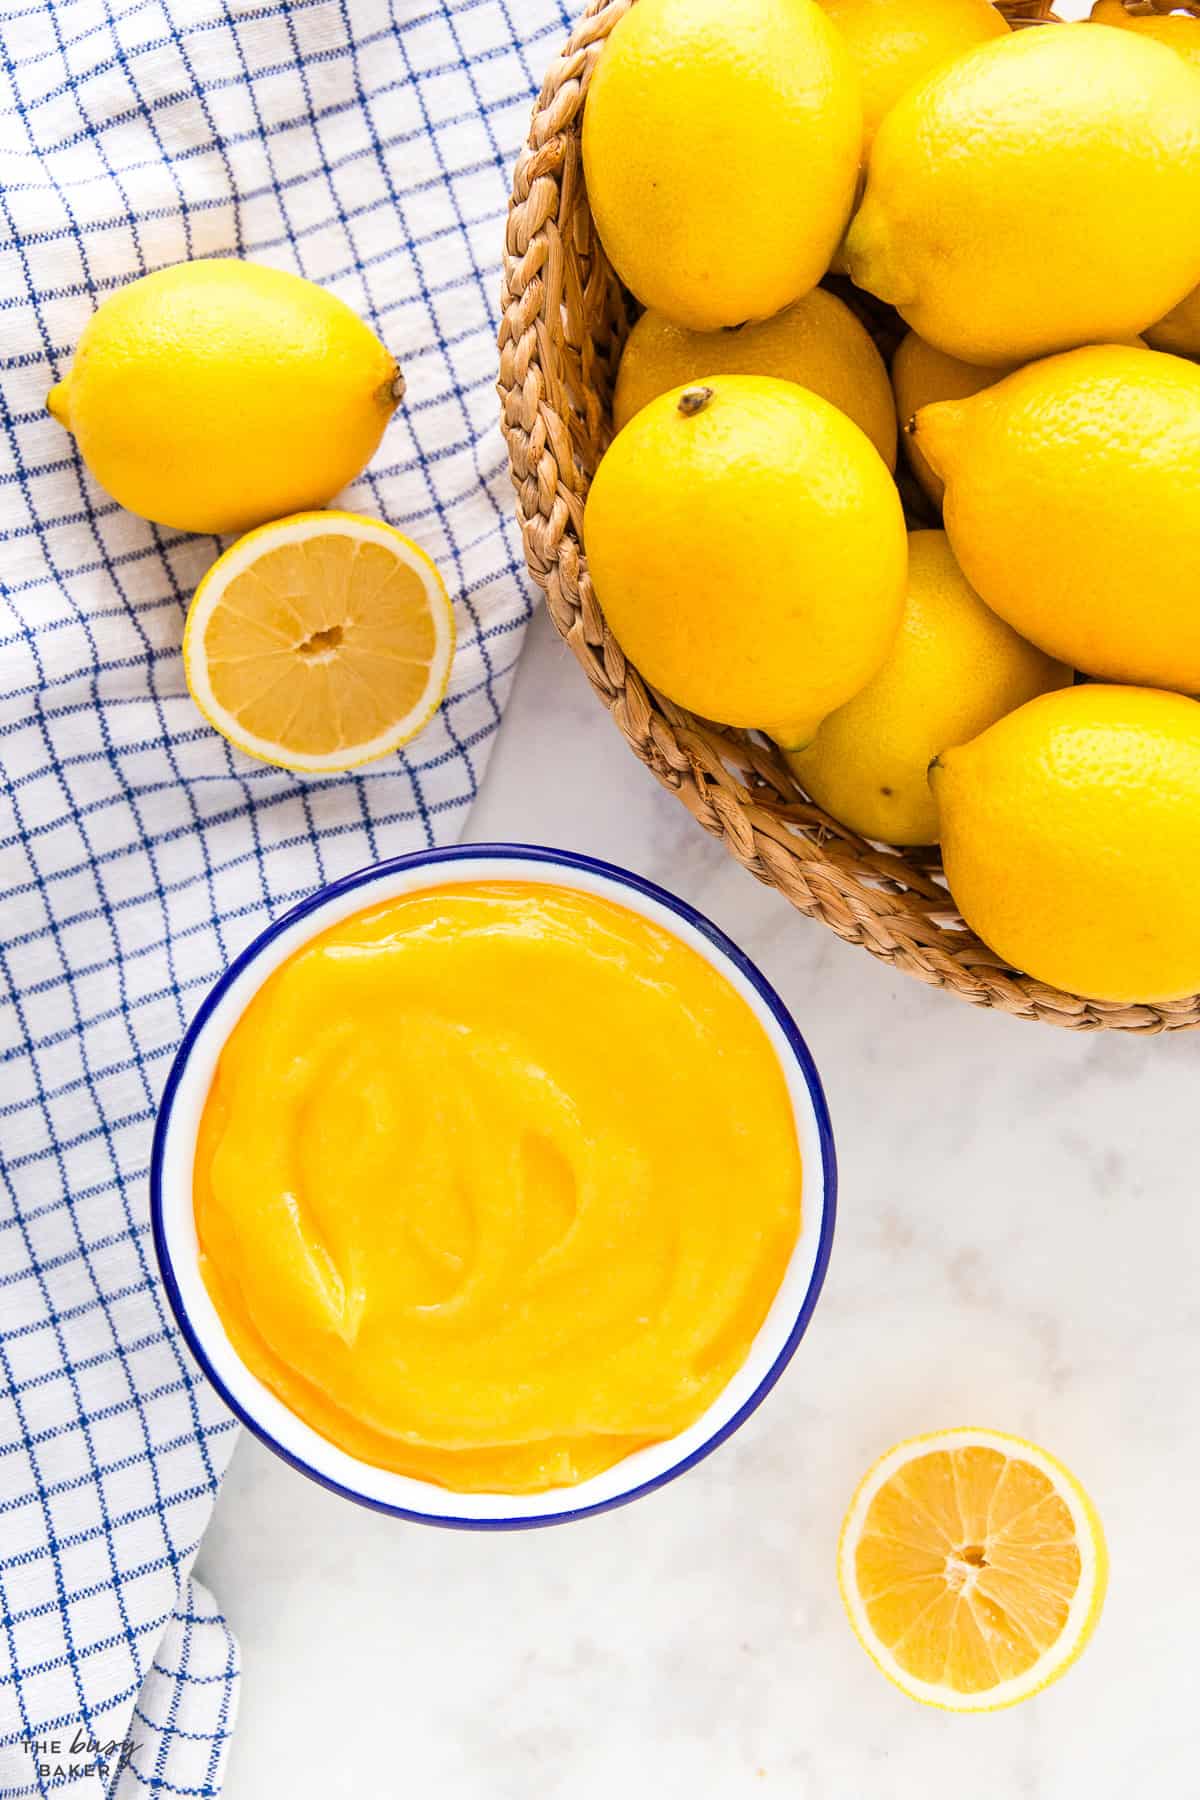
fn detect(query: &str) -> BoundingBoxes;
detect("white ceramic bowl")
[151,844,836,1529]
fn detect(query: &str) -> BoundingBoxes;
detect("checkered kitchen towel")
[0,0,570,1791]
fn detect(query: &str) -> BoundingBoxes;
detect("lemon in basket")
[47,259,402,535]
[1086,1,1200,358]
[839,1428,1107,1711]
[844,25,1200,364]
[582,0,861,332]
[1088,0,1200,64]
[583,375,906,749]
[911,345,1200,691]
[817,0,1007,150]
[890,331,1016,508]
[931,685,1200,1004]
[787,531,1068,846]
[183,512,455,774]
[893,332,1147,502]
[613,289,896,468]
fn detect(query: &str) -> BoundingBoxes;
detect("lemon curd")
[194,881,803,1494]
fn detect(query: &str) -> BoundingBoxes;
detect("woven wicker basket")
[499,0,1200,1034]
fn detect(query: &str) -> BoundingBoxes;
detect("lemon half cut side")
[183,511,456,775]
[838,1427,1107,1711]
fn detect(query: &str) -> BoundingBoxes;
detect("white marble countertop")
[198,605,1200,1798]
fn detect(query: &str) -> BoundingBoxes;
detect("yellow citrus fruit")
[1088,2,1200,358]
[891,331,1016,506]
[817,0,1007,150]
[613,289,896,468]
[787,531,1068,846]
[582,0,861,332]
[839,1428,1107,1711]
[844,26,1200,364]
[931,684,1200,1004]
[1089,0,1200,64]
[48,259,401,535]
[583,375,906,747]
[183,512,455,774]
[913,345,1200,690]
[895,330,1144,503]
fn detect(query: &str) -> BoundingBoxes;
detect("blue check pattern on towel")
[0,1,569,1791]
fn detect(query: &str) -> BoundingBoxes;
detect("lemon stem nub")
[47,381,70,430]
[390,368,406,406]
[775,719,822,755]
[677,385,714,417]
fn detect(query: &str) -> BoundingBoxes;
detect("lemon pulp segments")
[184,513,455,773]
[839,1428,1106,1710]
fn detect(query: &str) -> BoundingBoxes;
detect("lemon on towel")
[183,512,454,774]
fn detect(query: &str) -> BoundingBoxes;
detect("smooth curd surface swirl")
[194,881,803,1493]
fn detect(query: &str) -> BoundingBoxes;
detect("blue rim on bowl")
[150,843,837,1530]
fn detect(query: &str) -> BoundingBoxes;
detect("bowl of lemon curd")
[151,845,836,1528]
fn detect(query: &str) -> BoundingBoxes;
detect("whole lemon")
[583,376,907,747]
[1088,1,1200,359]
[932,685,1200,1004]
[47,259,401,535]
[787,531,1068,845]
[844,26,1200,364]
[891,331,1016,506]
[582,0,861,332]
[613,289,896,468]
[817,0,1007,150]
[913,346,1200,691]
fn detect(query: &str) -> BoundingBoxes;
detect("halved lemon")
[183,511,455,773]
[838,1427,1107,1711]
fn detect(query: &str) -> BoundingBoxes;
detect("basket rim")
[497,0,1200,1035]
